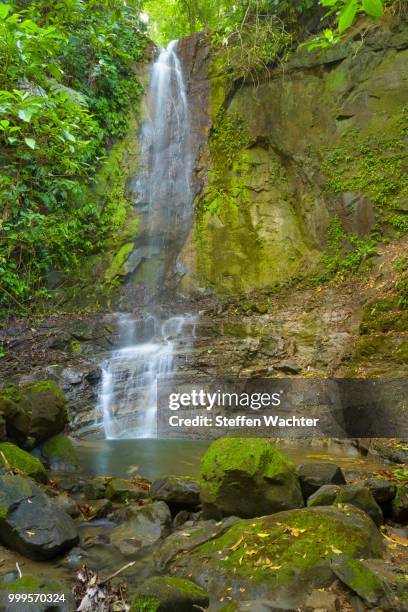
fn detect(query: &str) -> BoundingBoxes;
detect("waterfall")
[95,41,195,439]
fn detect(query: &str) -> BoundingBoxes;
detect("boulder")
[156,517,239,570]
[40,434,79,471]
[0,381,66,444]
[25,381,66,442]
[83,477,108,500]
[297,462,346,500]
[200,438,304,519]
[307,484,341,507]
[53,493,80,518]
[169,506,384,609]
[130,576,209,612]
[0,396,30,443]
[105,477,147,502]
[364,478,397,505]
[0,442,47,483]
[391,484,408,523]
[0,575,75,611]
[151,476,200,510]
[111,501,171,556]
[336,484,383,525]
[0,473,79,560]
[331,557,395,609]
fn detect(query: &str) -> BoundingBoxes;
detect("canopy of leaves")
[0,1,148,309]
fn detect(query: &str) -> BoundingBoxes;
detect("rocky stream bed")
[0,380,406,611]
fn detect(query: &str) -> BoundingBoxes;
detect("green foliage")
[0,1,147,310]
[306,0,384,50]
[144,0,316,46]
[212,10,292,82]
[319,216,377,280]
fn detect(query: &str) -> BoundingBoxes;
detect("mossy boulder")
[131,576,209,612]
[308,483,383,525]
[0,442,47,483]
[41,434,79,471]
[0,396,30,443]
[0,574,74,611]
[0,381,66,444]
[169,506,384,609]
[307,484,341,507]
[331,557,395,609]
[0,473,79,560]
[23,381,66,442]
[336,484,383,526]
[391,484,408,523]
[200,438,304,519]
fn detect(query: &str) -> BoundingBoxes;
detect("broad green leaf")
[24,137,36,149]
[362,0,383,18]
[18,109,34,123]
[63,128,76,142]
[0,4,10,20]
[338,0,358,33]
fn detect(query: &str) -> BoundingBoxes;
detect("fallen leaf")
[230,536,244,552]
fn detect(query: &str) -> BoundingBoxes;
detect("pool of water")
[75,438,388,480]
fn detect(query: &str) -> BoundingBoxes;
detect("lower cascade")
[97,313,195,438]
[96,40,195,439]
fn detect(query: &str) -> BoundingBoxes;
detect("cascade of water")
[95,41,195,439]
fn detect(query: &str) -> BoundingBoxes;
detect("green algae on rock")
[200,438,303,519]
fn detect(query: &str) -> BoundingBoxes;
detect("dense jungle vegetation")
[0,0,405,311]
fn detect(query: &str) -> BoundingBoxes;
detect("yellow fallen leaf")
[257,533,270,538]
[383,533,408,547]
[230,536,244,552]
[288,527,306,537]
[26,531,35,537]
[330,545,343,554]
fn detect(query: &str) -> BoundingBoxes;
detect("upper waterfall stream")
[96,41,195,439]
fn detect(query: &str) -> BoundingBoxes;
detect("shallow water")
[75,438,388,481]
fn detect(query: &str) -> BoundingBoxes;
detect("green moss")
[41,433,79,468]
[200,438,296,499]
[23,380,65,404]
[355,334,408,363]
[0,442,47,483]
[360,301,408,334]
[0,574,64,594]
[130,595,161,612]
[104,242,134,282]
[0,504,8,520]
[131,577,208,612]
[343,559,383,595]
[190,506,383,589]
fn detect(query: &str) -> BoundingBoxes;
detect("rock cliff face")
[175,19,408,295]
